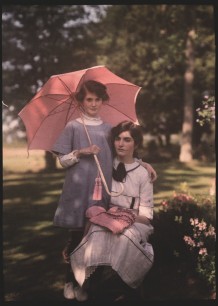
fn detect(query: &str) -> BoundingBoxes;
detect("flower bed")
[151,183,216,298]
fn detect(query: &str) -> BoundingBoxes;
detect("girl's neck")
[82,112,100,120]
[116,156,134,164]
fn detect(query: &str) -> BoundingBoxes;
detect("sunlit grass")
[3,149,45,173]
[23,221,52,231]
[152,161,215,204]
[3,144,62,174]
[4,145,216,198]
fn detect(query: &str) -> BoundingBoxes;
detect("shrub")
[184,218,216,293]
[151,183,216,294]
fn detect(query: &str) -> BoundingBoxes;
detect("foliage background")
[2,4,215,163]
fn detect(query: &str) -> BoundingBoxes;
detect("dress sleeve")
[138,171,153,220]
[58,151,79,168]
[52,122,75,155]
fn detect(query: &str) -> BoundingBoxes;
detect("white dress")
[70,158,154,288]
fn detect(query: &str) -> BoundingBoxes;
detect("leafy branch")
[196,95,215,126]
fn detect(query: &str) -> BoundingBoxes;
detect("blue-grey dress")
[52,120,113,229]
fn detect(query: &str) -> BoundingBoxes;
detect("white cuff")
[139,205,153,220]
[58,151,79,168]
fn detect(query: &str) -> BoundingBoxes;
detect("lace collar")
[76,112,103,125]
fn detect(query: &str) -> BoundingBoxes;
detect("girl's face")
[114,130,136,163]
[81,91,103,117]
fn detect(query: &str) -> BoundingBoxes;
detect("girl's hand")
[139,161,157,183]
[77,145,100,157]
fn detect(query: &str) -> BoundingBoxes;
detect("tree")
[179,29,195,162]
[2,5,104,170]
[179,6,215,162]
[3,5,215,164]
[94,5,215,160]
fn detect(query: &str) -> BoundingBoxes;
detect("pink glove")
[86,206,135,234]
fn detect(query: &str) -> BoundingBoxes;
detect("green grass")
[3,146,216,301]
[152,161,215,204]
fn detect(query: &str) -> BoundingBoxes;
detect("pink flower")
[173,193,195,203]
[205,226,216,238]
[197,241,204,247]
[197,221,207,231]
[161,200,168,207]
[184,236,196,247]
[199,248,208,256]
[190,218,199,226]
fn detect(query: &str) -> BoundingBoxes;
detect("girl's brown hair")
[111,120,143,157]
[75,80,109,102]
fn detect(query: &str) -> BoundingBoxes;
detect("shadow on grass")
[3,169,68,301]
[3,164,215,301]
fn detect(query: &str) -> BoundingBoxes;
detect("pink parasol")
[18,65,141,152]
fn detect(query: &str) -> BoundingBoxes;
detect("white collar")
[82,113,102,121]
[76,113,103,126]
[113,157,139,170]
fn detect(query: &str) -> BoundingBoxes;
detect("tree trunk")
[45,151,57,171]
[179,30,195,162]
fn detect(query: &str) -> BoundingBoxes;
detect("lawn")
[3,146,216,302]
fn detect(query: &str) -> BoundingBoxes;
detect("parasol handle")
[79,110,124,197]
[93,154,124,197]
